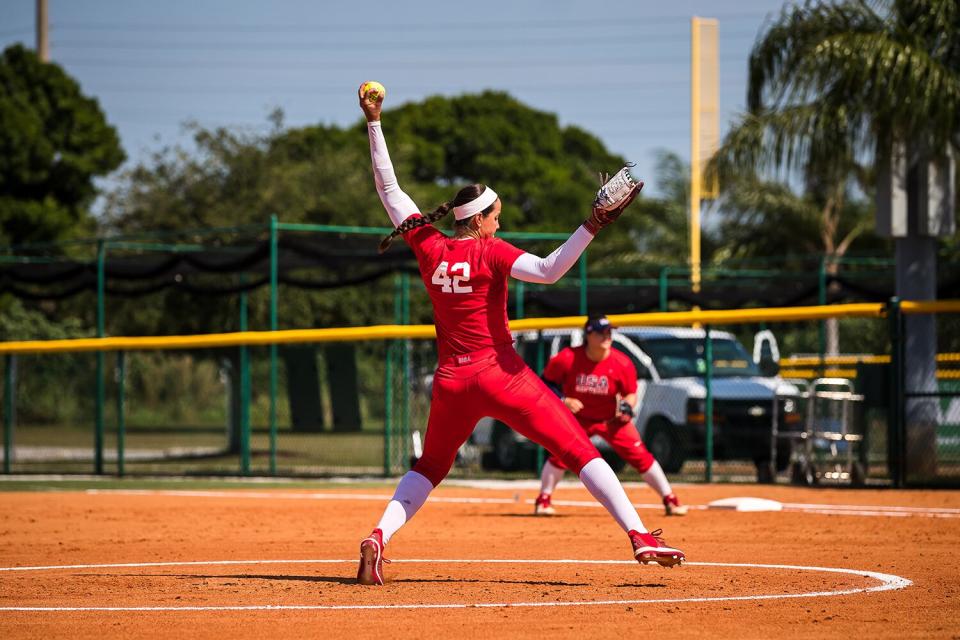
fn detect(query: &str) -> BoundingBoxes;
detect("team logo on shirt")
[575,374,610,395]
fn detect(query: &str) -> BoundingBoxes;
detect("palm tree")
[714,169,880,353]
[710,0,959,480]
[735,0,958,163]
[711,0,958,267]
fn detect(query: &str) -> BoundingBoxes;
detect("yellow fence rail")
[0,300,956,355]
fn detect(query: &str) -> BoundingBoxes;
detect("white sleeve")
[509,226,595,284]
[368,121,420,227]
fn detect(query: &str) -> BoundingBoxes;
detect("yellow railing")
[0,300,956,356]
[780,369,960,380]
[781,354,960,366]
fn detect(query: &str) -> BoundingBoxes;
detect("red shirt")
[542,346,638,423]
[403,216,525,360]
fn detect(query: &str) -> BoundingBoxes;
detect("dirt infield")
[1,482,958,639]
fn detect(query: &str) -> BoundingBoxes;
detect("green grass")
[0,477,399,492]
[4,423,387,475]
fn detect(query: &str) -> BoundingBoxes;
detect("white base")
[707,497,783,512]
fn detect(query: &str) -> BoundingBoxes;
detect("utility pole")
[36,0,49,62]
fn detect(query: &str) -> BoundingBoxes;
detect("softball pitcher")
[355,82,684,586]
[534,315,688,517]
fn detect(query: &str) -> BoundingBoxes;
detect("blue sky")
[1,0,795,205]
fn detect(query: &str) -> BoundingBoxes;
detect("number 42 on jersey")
[431,261,473,294]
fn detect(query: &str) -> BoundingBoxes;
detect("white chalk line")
[82,489,960,518]
[0,559,911,612]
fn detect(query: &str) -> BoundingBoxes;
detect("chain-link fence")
[1,301,958,486]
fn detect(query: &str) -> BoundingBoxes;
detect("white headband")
[453,187,498,220]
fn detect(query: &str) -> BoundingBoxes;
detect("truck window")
[638,337,760,378]
[612,343,651,380]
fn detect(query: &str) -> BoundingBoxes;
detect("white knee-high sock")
[578,458,646,533]
[539,459,566,495]
[642,460,673,498]
[375,470,434,545]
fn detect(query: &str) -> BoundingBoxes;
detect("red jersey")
[542,346,638,423]
[403,216,525,360]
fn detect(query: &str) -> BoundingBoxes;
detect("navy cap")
[585,315,614,333]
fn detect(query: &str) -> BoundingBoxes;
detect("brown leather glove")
[606,412,634,428]
[583,182,643,235]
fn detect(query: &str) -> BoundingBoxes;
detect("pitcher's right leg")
[484,357,685,567]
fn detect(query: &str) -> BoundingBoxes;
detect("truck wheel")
[755,459,775,484]
[776,442,792,472]
[646,419,684,474]
[850,461,867,487]
[601,450,626,473]
[790,461,806,485]
[791,460,817,486]
[493,423,530,471]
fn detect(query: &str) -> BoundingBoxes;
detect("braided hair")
[378,184,494,253]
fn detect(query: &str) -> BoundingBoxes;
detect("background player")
[534,315,689,517]
[356,83,684,585]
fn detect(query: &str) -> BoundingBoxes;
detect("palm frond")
[791,30,960,149]
[707,103,859,183]
[748,0,886,110]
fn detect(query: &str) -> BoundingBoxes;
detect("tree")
[593,150,715,275]
[0,44,125,246]
[712,0,959,253]
[709,0,958,354]
[710,0,959,480]
[382,91,626,232]
[732,0,958,170]
[100,94,653,335]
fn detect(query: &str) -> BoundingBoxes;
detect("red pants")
[546,417,656,474]
[413,346,601,486]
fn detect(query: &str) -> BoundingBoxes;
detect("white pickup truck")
[469,326,802,481]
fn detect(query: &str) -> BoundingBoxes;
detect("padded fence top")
[2,231,958,311]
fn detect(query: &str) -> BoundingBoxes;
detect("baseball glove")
[584,165,643,234]
[606,413,633,428]
[606,400,636,428]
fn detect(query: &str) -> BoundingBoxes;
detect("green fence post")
[401,271,411,469]
[95,239,106,475]
[535,333,547,473]
[269,215,279,476]
[384,338,393,477]
[116,352,126,477]
[705,325,714,483]
[239,280,251,476]
[385,273,402,476]
[659,266,670,311]
[515,280,525,319]
[818,256,827,375]
[3,355,14,474]
[888,297,904,488]
[578,253,588,315]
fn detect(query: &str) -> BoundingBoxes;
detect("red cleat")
[629,528,685,568]
[534,493,557,516]
[357,528,388,585]
[663,493,689,516]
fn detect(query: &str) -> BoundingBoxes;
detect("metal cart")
[788,378,867,486]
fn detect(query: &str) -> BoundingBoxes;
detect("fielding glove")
[584,165,643,234]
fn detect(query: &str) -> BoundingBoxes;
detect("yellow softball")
[360,81,386,101]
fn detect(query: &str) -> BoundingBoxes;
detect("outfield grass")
[3,423,386,475]
[0,477,399,492]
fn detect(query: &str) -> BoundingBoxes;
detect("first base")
[707,497,784,512]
